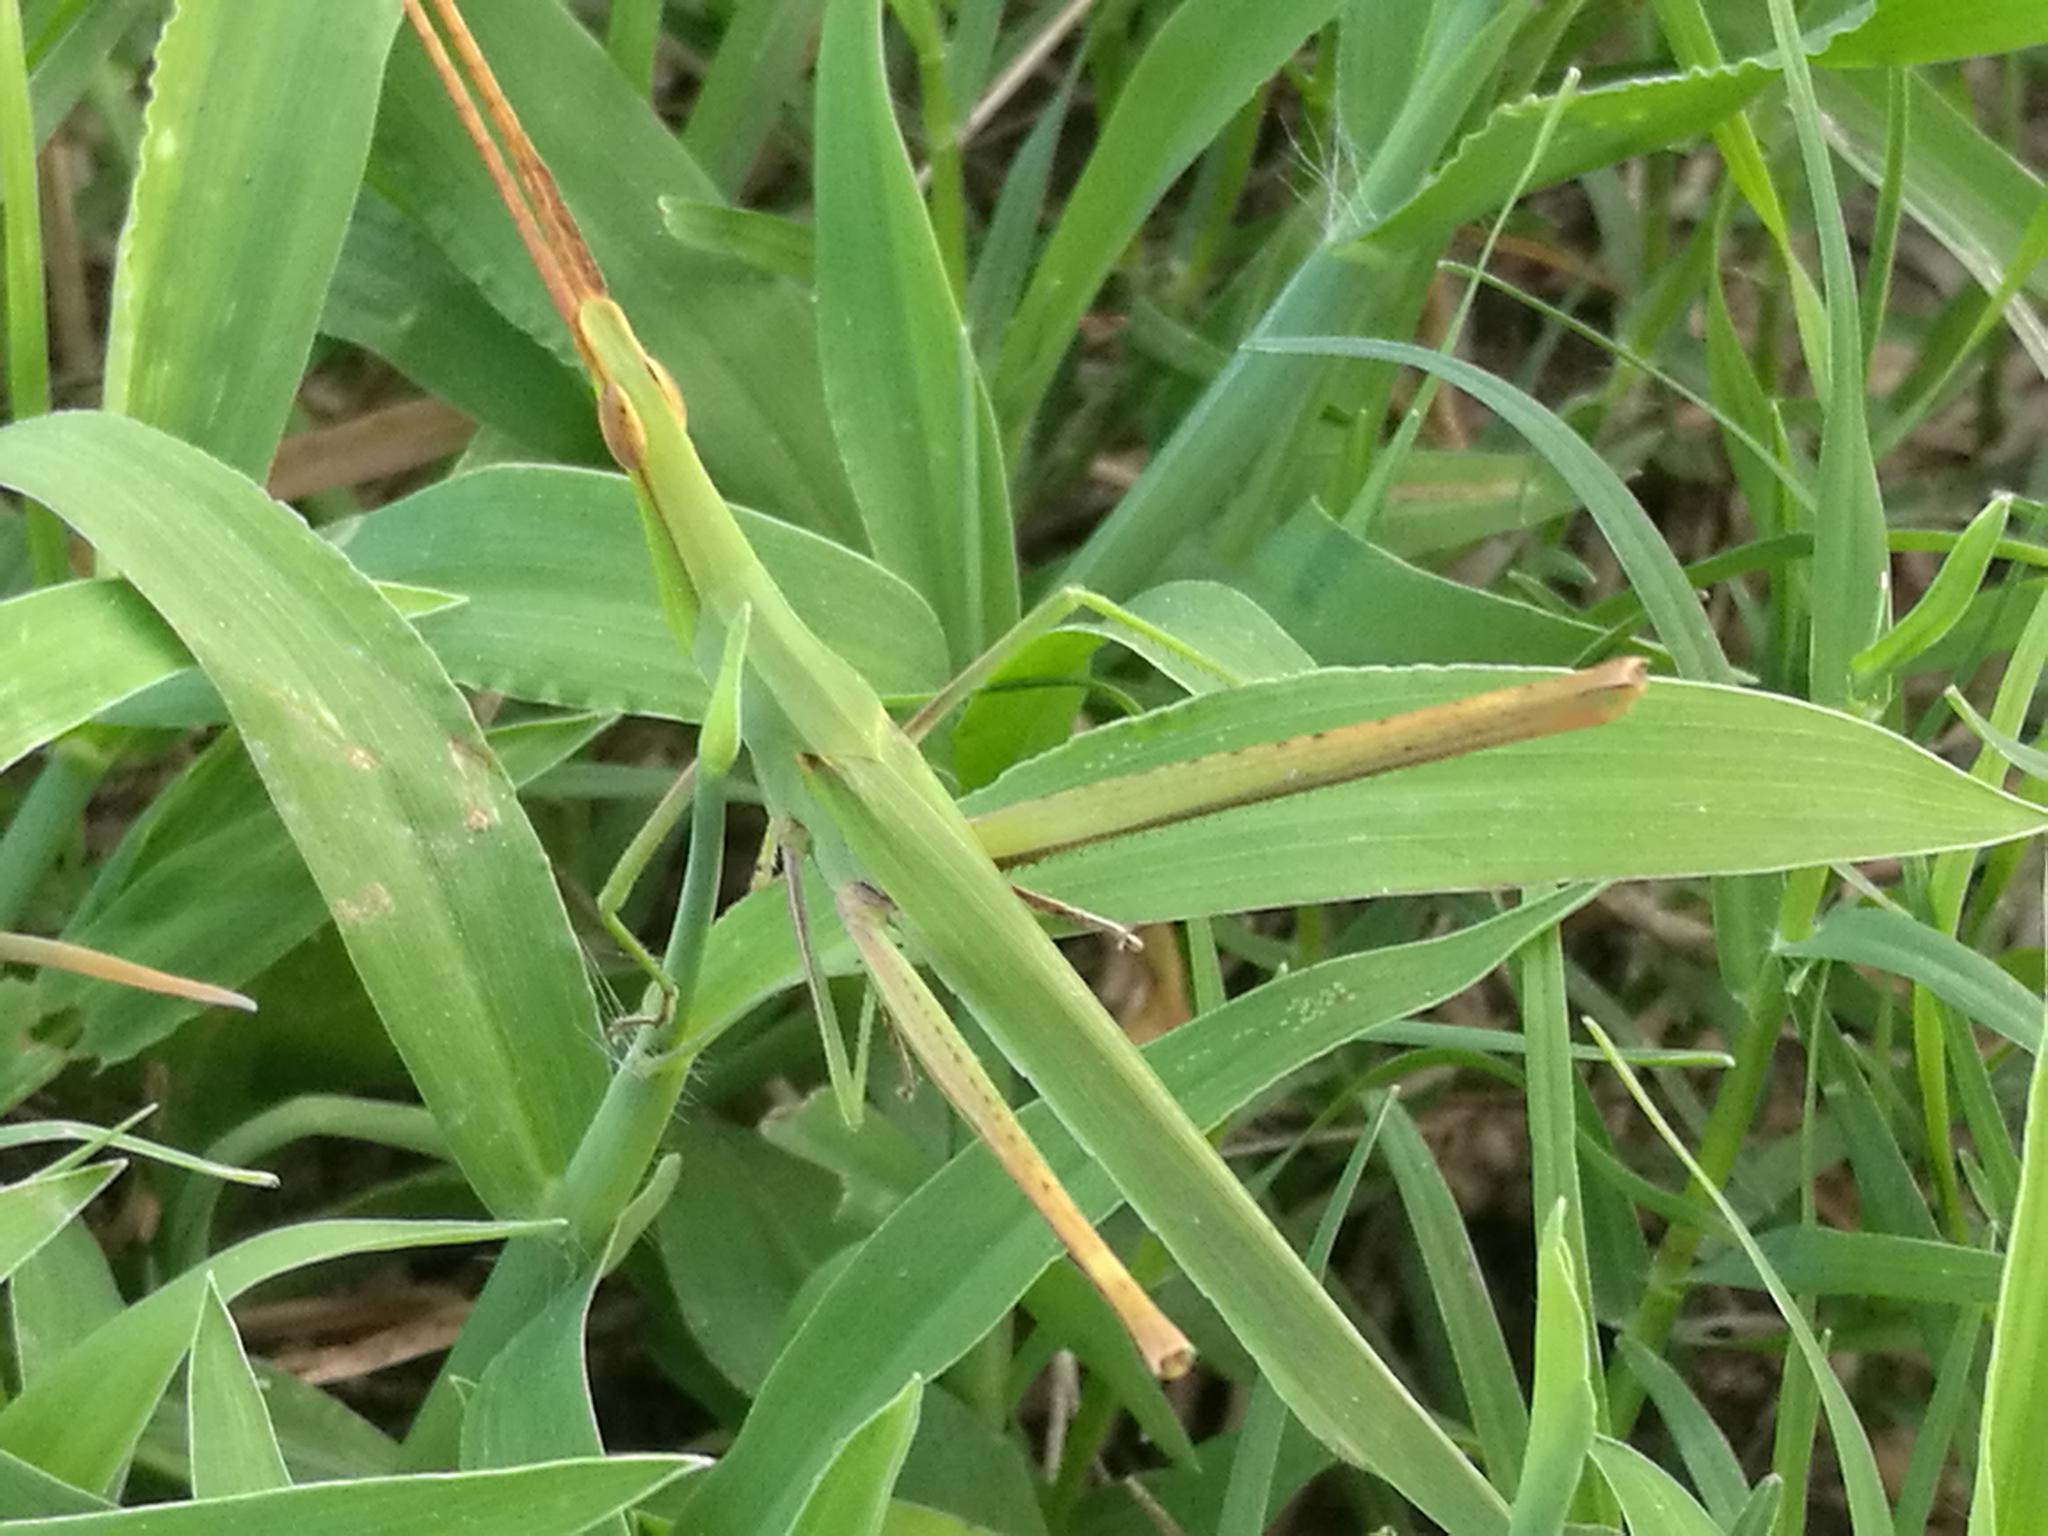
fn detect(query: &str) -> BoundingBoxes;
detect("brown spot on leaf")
[333,882,394,926]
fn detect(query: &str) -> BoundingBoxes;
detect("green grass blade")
[186,1280,289,1498]
[0,0,65,586]
[1360,62,1774,248]
[0,582,184,771]
[1691,1227,2000,1306]
[1814,0,2048,65]
[965,78,1068,356]
[1817,70,2048,379]
[1217,1095,1387,1536]
[1764,0,1888,708]
[322,190,606,464]
[1240,506,1609,665]
[963,669,2044,920]
[1853,496,2009,682]
[660,199,815,284]
[0,1162,120,1283]
[993,0,1341,436]
[0,411,607,1215]
[1613,1338,1747,1525]
[1587,1022,1894,1535]
[1973,857,2048,1528]
[815,0,1017,662]
[790,1378,921,1536]
[680,0,827,200]
[0,1457,691,1535]
[683,888,1594,1536]
[1509,1202,1595,1535]
[1589,1437,1722,1536]
[459,1254,606,1472]
[0,1216,554,1493]
[1779,905,2041,1053]
[1251,337,1731,681]
[1383,1098,1528,1490]
[341,465,950,715]
[104,0,403,479]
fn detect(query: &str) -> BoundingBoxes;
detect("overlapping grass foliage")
[1,0,2045,1530]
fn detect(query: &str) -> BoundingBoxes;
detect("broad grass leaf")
[962,668,2046,921]
[1359,62,1774,248]
[1815,0,2048,65]
[322,190,606,465]
[1238,505,1608,665]
[340,465,950,715]
[1382,1101,1527,1489]
[0,412,607,1215]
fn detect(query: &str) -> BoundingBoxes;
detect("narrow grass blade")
[1251,337,1731,682]
[994,0,1341,435]
[1852,496,2008,682]
[0,1216,556,1493]
[1587,1021,1894,1535]
[0,1456,692,1535]
[815,0,1016,663]
[1613,1338,1747,1525]
[105,0,404,478]
[0,1162,121,1285]
[684,889,1594,1536]
[1589,1437,1722,1536]
[1764,0,1888,708]
[680,0,827,200]
[1218,1095,1388,1536]
[1509,1202,1595,1535]
[1779,905,2041,1053]
[1691,1227,2000,1306]
[790,1377,921,1536]
[1383,1099,1528,1491]
[1973,851,2048,1529]
[187,1280,289,1498]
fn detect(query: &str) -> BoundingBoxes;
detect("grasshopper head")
[577,297,688,472]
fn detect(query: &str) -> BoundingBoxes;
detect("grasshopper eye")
[597,382,646,467]
[650,358,687,429]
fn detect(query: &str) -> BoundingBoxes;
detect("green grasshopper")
[405,0,1645,1509]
